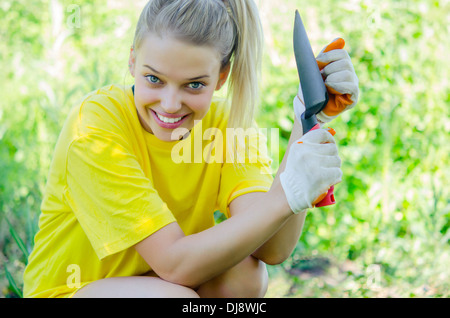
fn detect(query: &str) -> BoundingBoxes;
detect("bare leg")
[73,276,199,298]
[73,256,267,298]
[196,255,268,298]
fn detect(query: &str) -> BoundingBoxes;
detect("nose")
[160,86,182,113]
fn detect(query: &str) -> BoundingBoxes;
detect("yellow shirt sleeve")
[64,119,176,260]
[217,126,274,218]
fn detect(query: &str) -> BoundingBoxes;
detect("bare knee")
[237,257,268,298]
[197,256,268,298]
[243,256,269,298]
[158,281,200,298]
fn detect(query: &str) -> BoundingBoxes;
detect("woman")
[23,0,358,298]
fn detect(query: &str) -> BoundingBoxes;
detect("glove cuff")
[293,94,305,123]
[316,111,338,124]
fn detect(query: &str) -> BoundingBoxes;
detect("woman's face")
[129,32,229,142]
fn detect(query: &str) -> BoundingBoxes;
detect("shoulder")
[75,84,136,137]
[79,84,133,120]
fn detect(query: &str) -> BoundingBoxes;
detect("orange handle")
[317,38,353,116]
[313,186,335,207]
[312,191,328,206]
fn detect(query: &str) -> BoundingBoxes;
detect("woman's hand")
[316,38,359,123]
[280,128,342,214]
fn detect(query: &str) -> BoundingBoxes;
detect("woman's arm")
[135,180,293,289]
[229,116,307,265]
[135,111,341,288]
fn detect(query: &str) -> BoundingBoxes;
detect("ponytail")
[224,0,264,129]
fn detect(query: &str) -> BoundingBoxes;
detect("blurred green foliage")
[0,0,448,297]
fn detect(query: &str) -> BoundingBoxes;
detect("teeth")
[156,112,184,124]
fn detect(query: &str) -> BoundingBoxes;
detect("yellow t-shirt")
[23,84,273,298]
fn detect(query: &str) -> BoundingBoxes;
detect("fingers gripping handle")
[317,38,353,117]
[298,124,336,207]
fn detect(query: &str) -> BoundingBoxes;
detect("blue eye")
[146,75,161,84]
[188,82,204,90]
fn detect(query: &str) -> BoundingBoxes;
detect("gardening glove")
[280,129,342,214]
[316,38,359,124]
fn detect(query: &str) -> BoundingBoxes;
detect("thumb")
[317,38,345,70]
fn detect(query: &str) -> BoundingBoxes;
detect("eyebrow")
[143,65,210,81]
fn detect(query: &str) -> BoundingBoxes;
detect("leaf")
[5,217,29,264]
[4,263,23,298]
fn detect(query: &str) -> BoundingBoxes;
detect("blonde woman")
[23,0,358,298]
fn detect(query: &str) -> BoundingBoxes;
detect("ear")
[215,62,231,91]
[128,46,136,77]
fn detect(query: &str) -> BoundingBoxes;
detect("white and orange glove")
[280,129,342,214]
[292,38,358,125]
[315,38,359,124]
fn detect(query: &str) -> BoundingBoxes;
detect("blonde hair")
[132,0,263,129]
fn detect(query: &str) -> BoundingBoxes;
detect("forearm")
[252,117,308,264]
[252,210,306,264]
[164,184,292,288]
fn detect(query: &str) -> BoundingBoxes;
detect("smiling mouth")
[154,112,187,123]
[149,109,190,128]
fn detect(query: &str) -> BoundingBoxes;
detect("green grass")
[1,0,449,298]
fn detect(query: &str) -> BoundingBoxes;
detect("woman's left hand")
[315,39,359,123]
